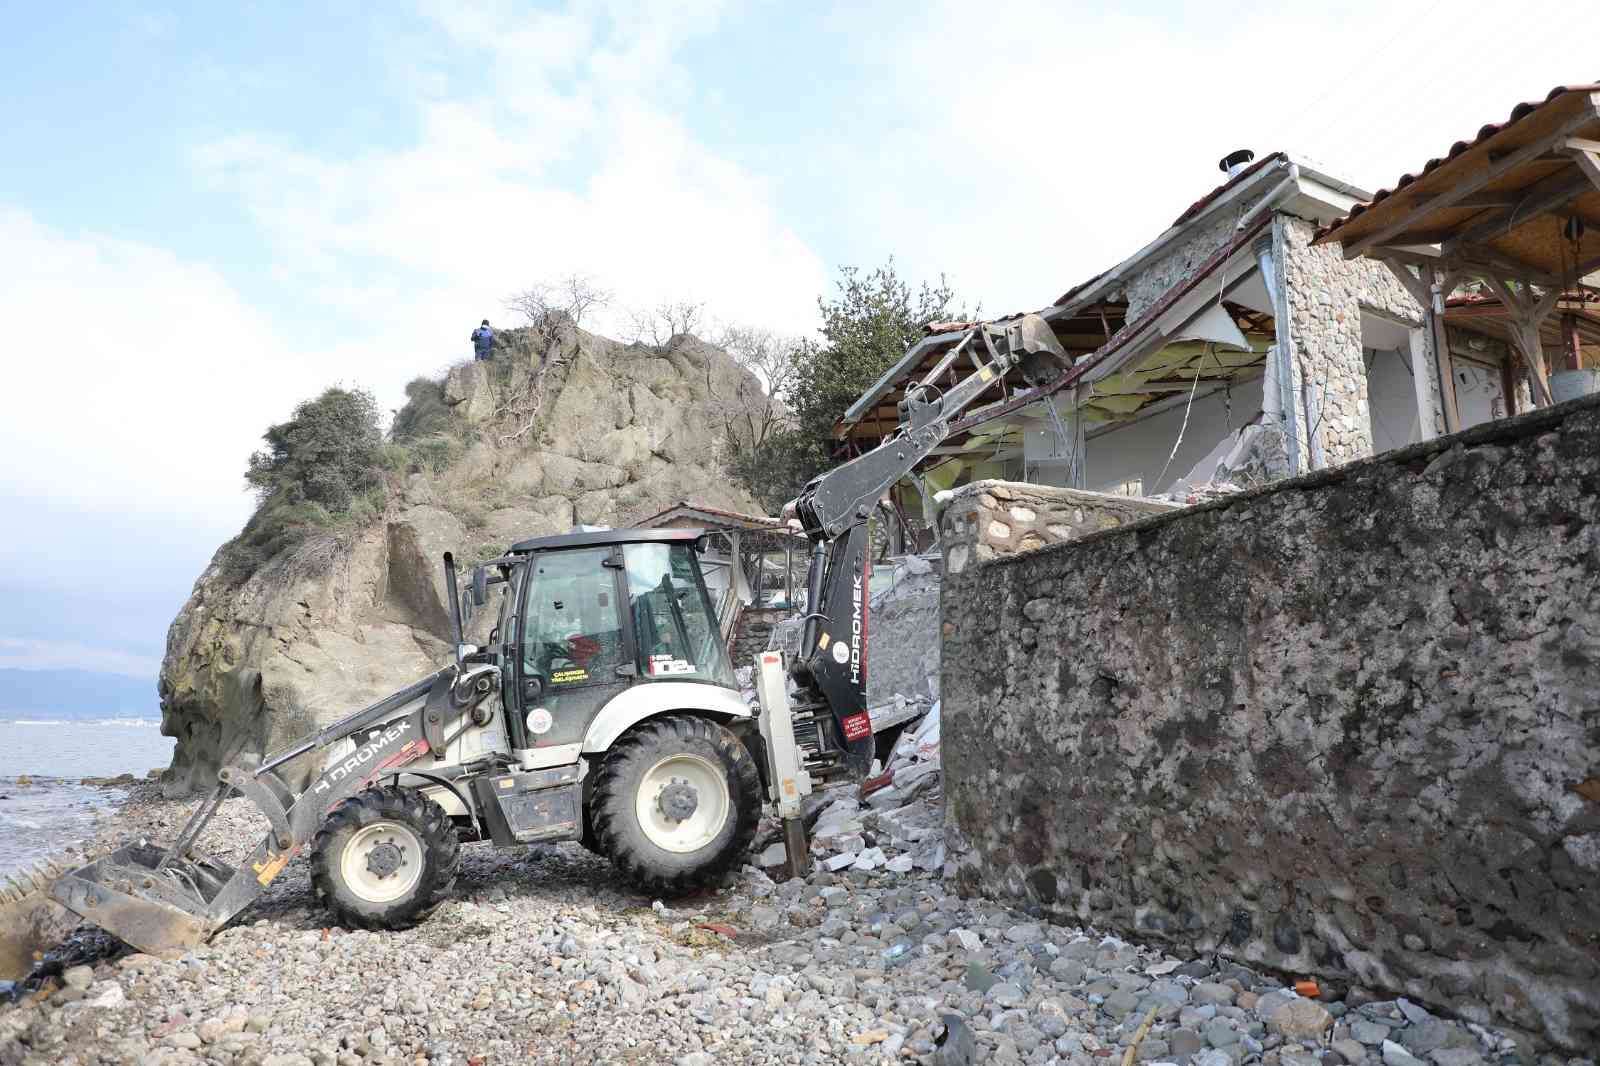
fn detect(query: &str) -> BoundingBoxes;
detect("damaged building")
[836,143,1598,523]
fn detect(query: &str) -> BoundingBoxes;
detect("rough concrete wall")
[1281,217,1424,466]
[867,562,942,705]
[940,397,1600,1051]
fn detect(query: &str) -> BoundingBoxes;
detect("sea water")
[0,717,176,875]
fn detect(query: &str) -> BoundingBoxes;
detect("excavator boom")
[786,313,1071,770]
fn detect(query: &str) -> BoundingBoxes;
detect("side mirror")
[471,566,489,607]
[523,675,544,702]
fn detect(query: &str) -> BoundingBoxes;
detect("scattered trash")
[1295,978,1321,998]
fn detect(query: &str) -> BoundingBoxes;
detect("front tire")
[311,786,460,930]
[593,716,760,896]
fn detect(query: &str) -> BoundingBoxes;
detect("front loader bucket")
[49,841,237,955]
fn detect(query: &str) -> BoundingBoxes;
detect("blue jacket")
[472,326,494,355]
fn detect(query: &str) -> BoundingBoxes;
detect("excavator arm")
[785,313,1071,776]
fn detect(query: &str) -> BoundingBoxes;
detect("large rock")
[158,322,766,795]
[443,362,496,423]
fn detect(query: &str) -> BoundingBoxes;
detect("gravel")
[0,731,1592,1065]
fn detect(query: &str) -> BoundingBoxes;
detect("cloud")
[0,207,304,519]
[192,2,828,345]
[0,636,161,679]
[828,0,1600,313]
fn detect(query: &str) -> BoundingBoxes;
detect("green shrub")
[391,376,451,443]
[378,443,412,472]
[246,387,384,514]
[409,435,459,474]
[225,386,386,580]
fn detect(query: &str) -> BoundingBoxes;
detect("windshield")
[623,542,736,689]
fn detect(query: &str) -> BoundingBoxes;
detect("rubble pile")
[754,703,945,878]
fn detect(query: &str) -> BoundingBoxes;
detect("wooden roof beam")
[1570,146,1600,195]
[1345,105,1600,259]
[1442,168,1593,251]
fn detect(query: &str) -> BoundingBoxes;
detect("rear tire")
[311,786,460,930]
[593,716,760,896]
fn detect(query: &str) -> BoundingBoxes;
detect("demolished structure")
[837,113,1597,521]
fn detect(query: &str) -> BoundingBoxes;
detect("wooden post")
[1427,282,1463,434]
[1384,258,1461,433]
[1482,276,1559,407]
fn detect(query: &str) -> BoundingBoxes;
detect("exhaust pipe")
[443,552,465,666]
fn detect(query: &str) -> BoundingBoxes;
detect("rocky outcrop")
[159,320,766,795]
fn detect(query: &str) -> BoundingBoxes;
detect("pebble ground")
[0,784,1591,1066]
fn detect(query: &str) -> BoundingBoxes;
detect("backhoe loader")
[48,313,1070,954]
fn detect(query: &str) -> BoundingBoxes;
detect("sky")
[0,0,1594,691]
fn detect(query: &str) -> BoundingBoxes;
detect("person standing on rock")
[471,319,495,361]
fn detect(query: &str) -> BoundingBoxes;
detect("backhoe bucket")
[49,840,237,955]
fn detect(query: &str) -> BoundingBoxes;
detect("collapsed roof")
[835,153,1367,477]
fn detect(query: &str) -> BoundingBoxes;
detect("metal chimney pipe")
[1219,149,1256,178]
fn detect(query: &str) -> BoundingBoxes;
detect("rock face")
[159,320,765,795]
[941,395,1600,1051]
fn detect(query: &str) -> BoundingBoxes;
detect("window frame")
[513,545,634,696]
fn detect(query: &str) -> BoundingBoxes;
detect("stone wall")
[1280,216,1424,466]
[939,397,1600,1051]
[1119,192,1268,322]
[938,481,1180,579]
[731,607,789,671]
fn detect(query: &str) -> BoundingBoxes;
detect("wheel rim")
[340,821,424,903]
[634,753,730,854]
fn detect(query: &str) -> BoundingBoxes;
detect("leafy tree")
[734,260,964,511]
[245,387,384,513]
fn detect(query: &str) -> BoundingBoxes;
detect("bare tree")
[710,323,802,450]
[506,273,611,330]
[492,274,611,447]
[628,299,706,346]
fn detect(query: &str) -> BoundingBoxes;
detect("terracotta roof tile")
[1316,82,1600,243]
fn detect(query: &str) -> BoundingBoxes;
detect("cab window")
[521,548,624,688]
[623,542,735,688]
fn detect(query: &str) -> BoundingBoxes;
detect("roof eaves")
[947,211,1275,440]
[634,500,781,529]
[838,328,968,430]
[1048,153,1289,312]
[1316,82,1600,244]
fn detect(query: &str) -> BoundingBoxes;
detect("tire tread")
[592,715,760,896]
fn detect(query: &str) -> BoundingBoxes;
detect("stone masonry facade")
[1281,216,1424,465]
[938,481,1180,578]
[939,396,1600,1051]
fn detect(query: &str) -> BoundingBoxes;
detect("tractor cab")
[471,528,739,769]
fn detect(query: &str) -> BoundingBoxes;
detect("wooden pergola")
[1316,83,1600,429]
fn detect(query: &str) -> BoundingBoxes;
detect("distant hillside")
[0,668,157,718]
